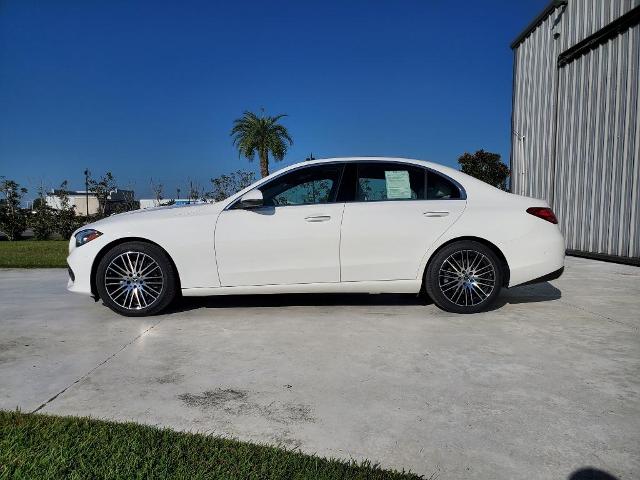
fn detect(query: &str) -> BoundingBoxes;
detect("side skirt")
[181,279,421,297]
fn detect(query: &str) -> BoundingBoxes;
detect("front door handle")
[423,211,449,217]
[305,215,331,222]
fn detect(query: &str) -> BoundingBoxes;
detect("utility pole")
[83,169,90,216]
[176,188,180,202]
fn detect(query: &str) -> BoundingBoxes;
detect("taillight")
[526,207,558,224]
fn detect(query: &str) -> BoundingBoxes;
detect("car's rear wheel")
[96,241,177,317]
[425,240,503,314]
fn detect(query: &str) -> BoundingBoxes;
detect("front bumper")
[66,233,112,296]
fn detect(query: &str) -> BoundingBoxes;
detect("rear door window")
[355,163,425,202]
[426,171,461,200]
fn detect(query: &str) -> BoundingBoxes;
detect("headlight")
[75,229,103,247]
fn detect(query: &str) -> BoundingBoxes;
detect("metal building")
[510,0,640,264]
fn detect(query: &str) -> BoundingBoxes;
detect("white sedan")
[67,157,565,316]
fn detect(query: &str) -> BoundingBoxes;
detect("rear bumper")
[502,225,565,287]
[515,266,564,287]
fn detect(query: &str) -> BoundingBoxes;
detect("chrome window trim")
[224,159,467,211]
[349,160,467,202]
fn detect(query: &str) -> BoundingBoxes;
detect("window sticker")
[384,170,411,199]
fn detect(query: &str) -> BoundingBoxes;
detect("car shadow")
[567,468,619,480]
[166,281,561,314]
[490,281,562,310]
[167,292,429,313]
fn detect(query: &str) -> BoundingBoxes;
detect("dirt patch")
[178,388,314,425]
[270,429,303,448]
[156,373,185,385]
[0,337,33,364]
[178,389,247,408]
[263,402,314,424]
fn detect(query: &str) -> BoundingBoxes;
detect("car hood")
[75,201,225,234]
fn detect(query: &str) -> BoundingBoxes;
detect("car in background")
[67,157,565,316]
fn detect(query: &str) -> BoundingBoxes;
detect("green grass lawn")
[0,411,422,480]
[0,240,68,268]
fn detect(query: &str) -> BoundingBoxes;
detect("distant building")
[45,188,135,216]
[105,189,137,214]
[139,198,172,209]
[510,0,640,264]
[46,190,99,216]
[138,199,200,209]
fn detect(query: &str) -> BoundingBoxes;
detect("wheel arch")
[90,237,182,298]
[421,236,510,289]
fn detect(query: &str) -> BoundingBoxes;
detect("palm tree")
[230,110,293,177]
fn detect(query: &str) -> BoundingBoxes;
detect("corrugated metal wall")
[511,7,561,201]
[511,0,640,260]
[554,23,640,257]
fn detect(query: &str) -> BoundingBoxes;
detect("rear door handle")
[305,215,331,222]
[423,211,449,217]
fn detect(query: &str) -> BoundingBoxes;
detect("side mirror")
[238,189,263,209]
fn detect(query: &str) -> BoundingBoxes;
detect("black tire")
[425,240,503,314]
[96,241,177,317]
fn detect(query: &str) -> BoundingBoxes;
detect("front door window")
[260,164,343,206]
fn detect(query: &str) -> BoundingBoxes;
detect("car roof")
[286,156,465,183]
[301,156,436,166]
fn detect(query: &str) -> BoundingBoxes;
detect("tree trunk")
[259,150,269,178]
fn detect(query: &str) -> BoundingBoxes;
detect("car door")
[215,163,345,286]
[339,162,467,282]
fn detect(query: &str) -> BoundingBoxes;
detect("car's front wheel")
[96,241,177,317]
[425,240,503,314]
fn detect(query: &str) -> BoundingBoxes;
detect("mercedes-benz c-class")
[67,157,565,316]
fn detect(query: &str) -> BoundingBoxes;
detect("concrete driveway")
[1,257,638,479]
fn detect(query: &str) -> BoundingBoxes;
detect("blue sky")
[0,0,546,199]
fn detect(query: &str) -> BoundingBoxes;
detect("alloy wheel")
[104,251,164,310]
[438,249,496,307]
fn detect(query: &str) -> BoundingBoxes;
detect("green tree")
[457,149,510,190]
[30,184,55,240]
[88,171,117,217]
[230,110,293,178]
[55,180,82,239]
[208,170,256,202]
[150,178,164,205]
[187,181,202,204]
[0,177,28,240]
